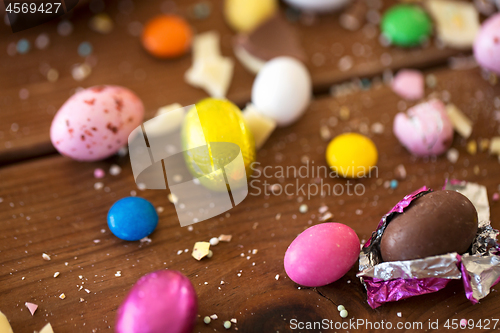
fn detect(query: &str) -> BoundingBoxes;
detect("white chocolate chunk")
[185,31,234,98]
[144,103,184,137]
[446,104,473,138]
[192,241,211,261]
[39,323,55,333]
[489,137,500,155]
[426,0,480,49]
[242,104,277,149]
[0,311,13,333]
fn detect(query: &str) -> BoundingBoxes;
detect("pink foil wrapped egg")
[115,270,198,333]
[473,13,500,75]
[284,223,360,287]
[393,99,453,156]
[50,85,144,161]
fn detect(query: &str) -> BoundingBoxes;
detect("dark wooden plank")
[0,0,467,163]
[1,66,499,332]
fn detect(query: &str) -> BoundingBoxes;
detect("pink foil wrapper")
[358,181,500,308]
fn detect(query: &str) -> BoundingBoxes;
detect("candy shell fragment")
[25,302,38,315]
[446,104,473,138]
[192,241,211,260]
[219,234,232,242]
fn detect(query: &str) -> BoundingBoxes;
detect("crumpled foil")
[357,181,500,308]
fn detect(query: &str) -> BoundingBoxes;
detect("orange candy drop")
[141,15,193,59]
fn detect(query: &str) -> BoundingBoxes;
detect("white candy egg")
[251,57,311,127]
[283,0,351,12]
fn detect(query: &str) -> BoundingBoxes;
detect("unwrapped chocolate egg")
[380,190,478,262]
[115,270,197,333]
[50,86,144,161]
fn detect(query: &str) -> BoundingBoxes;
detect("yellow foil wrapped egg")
[181,98,256,191]
[224,0,278,33]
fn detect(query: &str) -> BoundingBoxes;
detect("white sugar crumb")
[177,250,183,255]
[115,271,122,277]
[299,204,308,213]
[79,298,85,302]
[156,206,164,213]
[371,122,384,134]
[210,314,218,320]
[93,239,101,244]
[94,182,104,190]
[140,237,152,244]
[109,164,122,176]
[447,148,459,163]
[100,229,106,233]
[209,237,219,246]
[78,275,83,280]
[137,182,147,190]
[275,274,280,280]
[168,193,178,204]
[252,249,258,255]
[220,280,225,285]
[42,253,51,261]
[187,225,194,232]
[53,272,60,278]
[59,293,66,299]
[397,312,402,317]
[237,273,241,277]
[84,288,91,293]
[231,318,237,324]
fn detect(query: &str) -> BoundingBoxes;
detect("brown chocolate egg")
[380,190,478,262]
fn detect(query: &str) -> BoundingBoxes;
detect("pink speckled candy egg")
[284,223,360,287]
[50,85,144,161]
[391,69,424,101]
[393,99,453,157]
[474,13,500,75]
[116,270,198,333]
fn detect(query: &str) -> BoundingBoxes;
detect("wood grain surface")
[1,63,500,332]
[0,0,467,163]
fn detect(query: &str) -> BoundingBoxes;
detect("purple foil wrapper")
[358,181,500,309]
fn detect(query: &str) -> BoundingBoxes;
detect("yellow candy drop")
[181,98,256,191]
[224,0,278,32]
[326,133,378,178]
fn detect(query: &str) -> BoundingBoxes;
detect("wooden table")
[1,1,499,332]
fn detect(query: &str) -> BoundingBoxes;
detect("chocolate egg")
[380,190,478,262]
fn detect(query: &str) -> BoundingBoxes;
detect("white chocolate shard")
[242,104,277,149]
[192,241,211,261]
[489,137,500,156]
[446,103,473,138]
[0,311,13,333]
[426,0,480,49]
[185,31,234,98]
[39,323,55,333]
